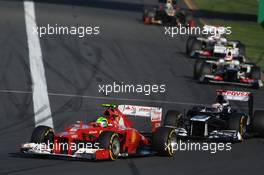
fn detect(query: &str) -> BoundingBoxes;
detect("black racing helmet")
[216,94,227,104]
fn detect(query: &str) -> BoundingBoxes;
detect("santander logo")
[222,91,250,97]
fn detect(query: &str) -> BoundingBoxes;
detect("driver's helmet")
[212,95,229,112]
[104,108,117,120]
[224,51,233,61]
[216,94,229,105]
[211,103,223,112]
[96,117,108,128]
[165,0,174,10]
[214,30,221,40]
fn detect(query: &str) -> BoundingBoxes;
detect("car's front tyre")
[98,131,120,160]
[152,127,177,156]
[30,125,54,144]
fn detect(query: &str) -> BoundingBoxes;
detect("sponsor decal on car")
[118,105,162,121]
[217,90,251,101]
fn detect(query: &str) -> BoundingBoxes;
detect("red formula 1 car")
[21,104,178,161]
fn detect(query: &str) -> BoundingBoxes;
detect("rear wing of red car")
[118,105,162,132]
[216,89,254,116]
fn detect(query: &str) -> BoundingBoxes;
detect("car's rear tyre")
[189,39,202,57]
[30,125,54,144]
[228,114,247,139]
[193,59,204,79]
[152,127,176,156]
[252,110,264,137]
[199,62,212,82]
[251,66,261,80]
[177,11,186,25]
[186,36,196,55]
[98,131,120,160]
[238,43,246,56]
[164,110,183,128]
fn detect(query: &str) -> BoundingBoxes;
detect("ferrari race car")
[167,90,264,142]
[186,25,245,58]
[143,0,194,27]
[193,55,263,88]
[20,104,178,161]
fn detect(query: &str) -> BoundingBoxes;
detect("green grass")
[193,0,264,69]
[193,0,258,15]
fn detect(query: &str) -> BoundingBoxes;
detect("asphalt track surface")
[0,0,264,175]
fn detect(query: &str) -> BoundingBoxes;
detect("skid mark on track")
[126,159,141,175]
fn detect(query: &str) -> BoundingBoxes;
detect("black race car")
[143,0,193,26]
[164,90,264,142]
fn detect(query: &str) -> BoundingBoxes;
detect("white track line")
[1,89,263,110]
[24,1,54,128]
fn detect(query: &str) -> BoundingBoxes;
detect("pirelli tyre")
[238,43,246,57]
[98,131,120,160]
[152,127,177,156]
[30,125,54,144]
[193,59,205,79]
[177,11,186,25]
[252,110,264,137]
[251,66,261,80]
[163,110,183,128]
[186,36,196,55]
[189,39,202,57]
[228,114,248,140]
[199,62,212,83]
